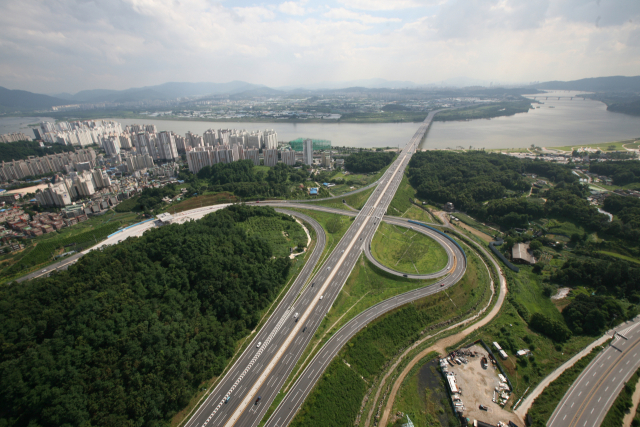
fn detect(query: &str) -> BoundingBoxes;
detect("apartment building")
[0,148,96,181]
[303,139,313,165]
[35,182,72,207]
[264,148,278,167]
[281,150,297,166]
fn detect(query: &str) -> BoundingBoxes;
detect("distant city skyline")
[1,0,639,93]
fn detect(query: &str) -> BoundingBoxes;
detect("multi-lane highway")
[180,110,465,427]
[548,319,640,427]
[18,110,466,427]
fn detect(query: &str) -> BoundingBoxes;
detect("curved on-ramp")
[262,217,466,427]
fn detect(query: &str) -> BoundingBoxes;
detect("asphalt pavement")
[182,110,466,427]
[548,318,640,427]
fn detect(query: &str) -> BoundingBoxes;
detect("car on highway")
[441,283,445,287]
[256,342,262,348]
[403,274,408,277]
[255,396,261,405]
[225,396,230,403]
[319,295,324,300]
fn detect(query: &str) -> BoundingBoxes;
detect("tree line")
[0,205,293,427]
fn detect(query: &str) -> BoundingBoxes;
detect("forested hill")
[0,140,76,163]
[0,205,293,427]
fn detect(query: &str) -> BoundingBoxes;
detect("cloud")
[336,0,429,10]
[0,0,638,93]
[324,8,402,24]
[278,1,307,16]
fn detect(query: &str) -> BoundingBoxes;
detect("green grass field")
[237,215,307,257]
[371,222,448,275]
[386,174,416,215]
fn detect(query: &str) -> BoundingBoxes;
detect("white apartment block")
[303,139,313,165]
[157,131,179,161]
[245,148,259,166]
[203,129,219,146]
[186,146,217,174]
[247,132,263,149]
[264,149,278,167]
[103,136,121,157]
[175,135,189,153]
[322,152,332,168]
[35,182,72,207]
[73,171,96,197]
[125,154,155,173]
[263,130,278,149]
[0,148,96,181]
[0,132,31,142]
[281,150,297,166]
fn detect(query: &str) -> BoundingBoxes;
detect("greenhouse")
[289,138,331,152]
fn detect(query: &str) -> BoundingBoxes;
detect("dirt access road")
[375,234,518,427]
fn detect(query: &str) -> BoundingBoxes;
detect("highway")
[179,110,466,427]
[17,110,466,427]
[548,318,640,427]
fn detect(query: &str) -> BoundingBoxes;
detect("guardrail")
[408,220,466,264]
[107,218,156,238]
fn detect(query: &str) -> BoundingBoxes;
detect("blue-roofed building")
[309,187,318,196]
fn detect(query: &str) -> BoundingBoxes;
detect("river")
[424,91,640,150]
[1,90,639,149]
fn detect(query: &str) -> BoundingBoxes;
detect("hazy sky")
[1,0,639,94]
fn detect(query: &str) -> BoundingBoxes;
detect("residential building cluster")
[35,120,122,147]
[0,148,97,181]
[0,132,31,143]
[183,128,280,173]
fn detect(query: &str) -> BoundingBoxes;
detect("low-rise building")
[512,242,536,264]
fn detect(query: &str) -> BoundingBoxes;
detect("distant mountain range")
[52,81,267,104]
[0,86,69,111]
[1,75,639,112]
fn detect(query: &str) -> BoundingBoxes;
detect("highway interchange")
[14,107,636,427]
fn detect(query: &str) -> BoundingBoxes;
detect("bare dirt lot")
[447,344,521,426]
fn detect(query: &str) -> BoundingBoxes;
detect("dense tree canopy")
[563,294,626,335]
[590,160,640,185]
[552,256,640,300]
[186,161,313,200]
[0,140,76,163]
[407,151,577,212]
[344,151,395,174]
[0,205,293,427]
